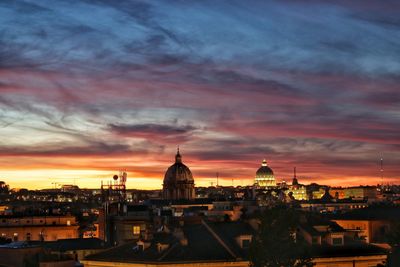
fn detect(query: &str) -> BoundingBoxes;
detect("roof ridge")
[201,219,237,259]
[157,242,179,261]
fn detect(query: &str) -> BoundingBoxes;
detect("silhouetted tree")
[386,222,400,267]
[249,206,313,267]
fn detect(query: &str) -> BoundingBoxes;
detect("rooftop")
[84,220,252,264]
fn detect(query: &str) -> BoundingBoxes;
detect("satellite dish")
[113,175,119,181]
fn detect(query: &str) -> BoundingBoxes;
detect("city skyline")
[1,0,400,189]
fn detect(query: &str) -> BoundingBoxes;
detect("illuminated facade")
[286,169,308,200]
[162,149,195,200]
[312,188,326,199]
[254,159,276,188]
[287,186,308,200]
[329,186,377,200]
[0,216,79,242]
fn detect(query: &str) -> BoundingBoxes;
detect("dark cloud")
[362,91,400,106]
[109,123,197,138]
[0,142,134,157]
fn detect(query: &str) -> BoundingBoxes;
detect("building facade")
[0,216,79,242]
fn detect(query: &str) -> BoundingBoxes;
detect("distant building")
[329,187,346,199]
[254,159,276,188]
[300,199,369,213]
[345,186,377,200]
[330,186,377,201]
[0,216,79,242]
[331,206,400,244]
[61,184,80,193]
[285,168,308,200]
[306,183,326,200]
[163,149,195,201]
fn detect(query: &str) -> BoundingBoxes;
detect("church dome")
[256,159,274,178]
[255,159,276,187]
[163,150,194,184]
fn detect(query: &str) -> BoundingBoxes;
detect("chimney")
[180,237,188,246]
[157,242,170,253]
[173,228,188,246]
[136,240,151,251]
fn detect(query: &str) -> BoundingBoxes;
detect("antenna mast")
[380,157,384,185]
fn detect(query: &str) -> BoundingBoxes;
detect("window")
[13,233,18,242]
[380,226,387,235]
[133,226,140,235]
[332,237,343,245]
[312,236,319,244]
[26,233,31,241]
[242,239,251,248]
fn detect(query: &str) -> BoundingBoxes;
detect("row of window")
[1,232,72,241]
[0,219,71,225]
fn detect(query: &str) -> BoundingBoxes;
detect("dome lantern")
[175,147,182,163]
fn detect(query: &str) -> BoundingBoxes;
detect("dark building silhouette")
[163,149,195,200]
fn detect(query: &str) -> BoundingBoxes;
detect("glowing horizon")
[1,155,392,190]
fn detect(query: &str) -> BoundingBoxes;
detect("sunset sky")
[0,0,399,189]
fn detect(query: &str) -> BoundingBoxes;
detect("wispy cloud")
[0,0,399,188]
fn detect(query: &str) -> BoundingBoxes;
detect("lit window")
[133,226,140,235]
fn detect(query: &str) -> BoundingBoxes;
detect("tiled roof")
[84,221,250,264]
[330,206,400,220]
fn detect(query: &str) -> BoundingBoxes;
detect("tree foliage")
[249,207,313,267]
[386,222,400,267]
[387,221,400,247]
